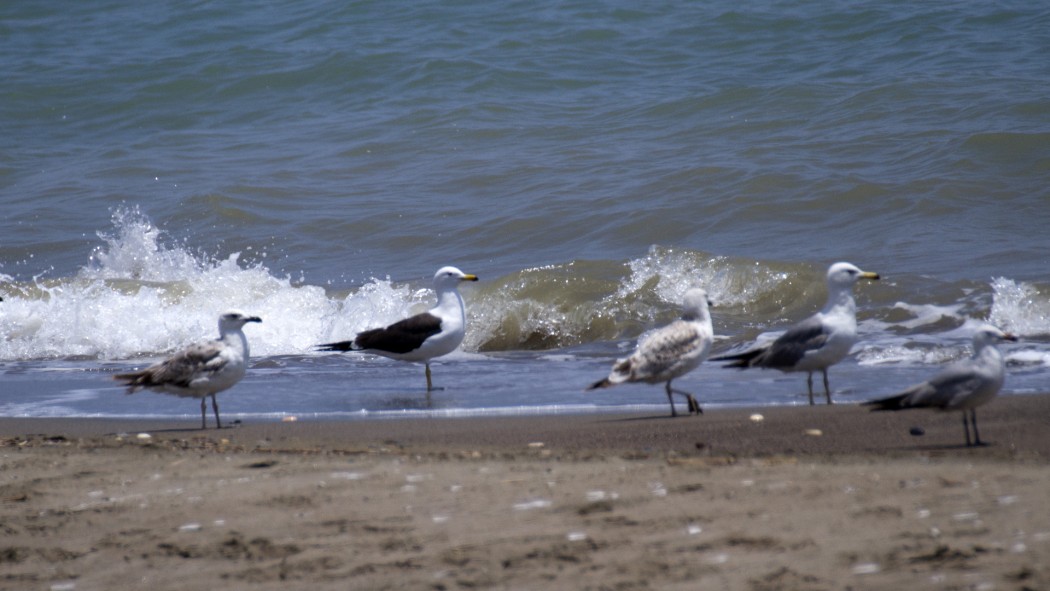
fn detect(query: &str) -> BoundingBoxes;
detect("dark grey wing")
[904,366,985,409]
[752,315,828,369]
[866,365,983,411]
[710,345,766,366]
[353,312,443,354]
[115,342,225,390]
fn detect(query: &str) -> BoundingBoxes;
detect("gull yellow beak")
[860,271,880,280]
[462,274,479,282]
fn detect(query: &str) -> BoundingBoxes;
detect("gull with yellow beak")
[711,262,879,404]
[318,266,478,392]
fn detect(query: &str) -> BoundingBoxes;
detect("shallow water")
[2,1,1048,418]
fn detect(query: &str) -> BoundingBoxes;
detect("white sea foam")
[855,343,963,367]
[889,302,966,330]
[990,277,1050,336]
[620,245,785,308]
[0,208,431,361]
[1,210,1046,376]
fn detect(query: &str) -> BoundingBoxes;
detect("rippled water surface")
[2,1,1048,418]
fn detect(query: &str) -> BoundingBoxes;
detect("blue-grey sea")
[2,1,1049,420]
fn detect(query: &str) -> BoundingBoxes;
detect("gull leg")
[212,394,222,429]
[425,363,433,392]
[673,390,702,415]
[668,380,702,416]
[665,381,678,417]
[806,373,815,406]
[970,410,984,446]
[685,394,702,415]
[200,398,208,430]
[962,411,972,446]
[823,369,832,405]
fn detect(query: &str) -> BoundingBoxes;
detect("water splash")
[990,277,1050,336]
[1,209,1046,366]
[0,206,333,360]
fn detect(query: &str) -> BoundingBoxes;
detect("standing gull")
[864,324,1016,447]
[317,266,479,392]
[587,288,714,417]
[114,310,262,429]
[710,262,879,405]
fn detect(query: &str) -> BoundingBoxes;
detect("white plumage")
[711,262,879,405]
[318,266,478,391]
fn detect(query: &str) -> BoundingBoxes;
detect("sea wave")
[0,208,1045,366]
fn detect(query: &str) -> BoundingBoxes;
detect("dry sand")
[2,395,1049,590]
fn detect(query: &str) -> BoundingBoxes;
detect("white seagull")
[864,324,1017,447]
[318,266,479,392]
[114,310,262,429]
[587,288,714,417]
[710,262,879,405]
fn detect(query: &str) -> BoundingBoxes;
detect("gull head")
[972,324,1018,350]
[433,266,479,290]
[681,287,712,320]
[827,262,880,289]
[218,309,263,334]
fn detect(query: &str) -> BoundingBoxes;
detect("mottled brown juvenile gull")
[864,324,1016,446]
[587,288,714,417]
[114,310,262,429]
[317,266,478,392]
[710,262,879,405]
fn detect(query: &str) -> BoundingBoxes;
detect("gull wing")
[354,312,444,354]
[116,341,227,390]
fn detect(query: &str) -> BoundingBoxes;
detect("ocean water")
[2,1,1049,420]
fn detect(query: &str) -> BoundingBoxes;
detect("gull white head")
[827,262,880,288]
[432,266,479,290]
[681,288,712,321]
[218,309,263,335]
[972,324,1017,351]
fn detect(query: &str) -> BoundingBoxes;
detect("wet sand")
[2,395,1049,590]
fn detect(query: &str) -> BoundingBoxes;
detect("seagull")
[864,324,1017,447]
[114,310,262,429]
[317,266,479,392]
[587,288,714,417]
[710,262,879,405]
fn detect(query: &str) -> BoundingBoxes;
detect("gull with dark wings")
[318,266,478,392]
[864,324,1016,446]
[710,262,879,405]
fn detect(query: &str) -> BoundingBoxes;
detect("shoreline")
[4,393,1050,459]
[3,395,1049,589]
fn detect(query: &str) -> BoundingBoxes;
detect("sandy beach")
[3,395,1049,590]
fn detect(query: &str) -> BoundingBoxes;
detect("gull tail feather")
[862,393,910,411]
[586,378,613,391]
[316,340,358,352]
[586,358,632,391]
[113,371,150,395]
[709,348,763,368]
